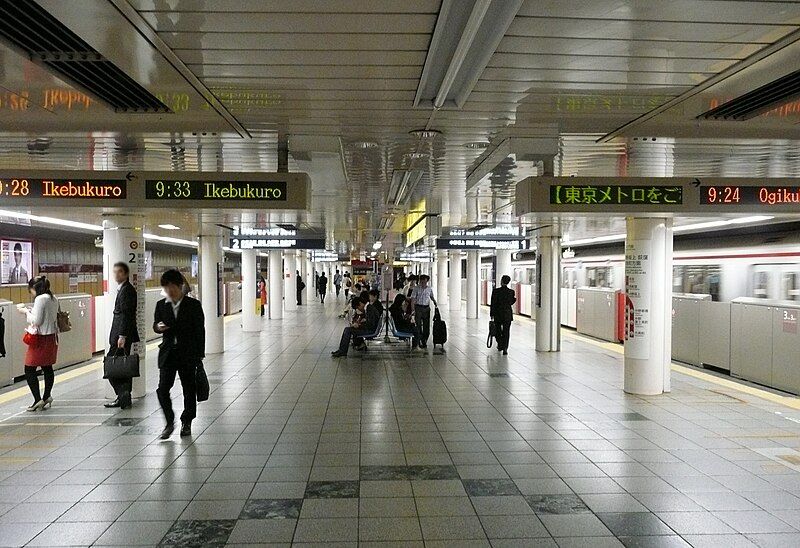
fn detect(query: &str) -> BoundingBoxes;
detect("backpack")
[57,304,72,333]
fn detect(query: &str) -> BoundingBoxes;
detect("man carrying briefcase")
[104,262,140,409]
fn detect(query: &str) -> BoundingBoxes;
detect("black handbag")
[196,362,210,402]
[487,320,496,348]
[103,349,140,379]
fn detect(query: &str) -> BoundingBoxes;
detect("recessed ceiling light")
[158,224,181,230]
[352,141,378,149]
[409,129,441,139]
[464,141,489,149]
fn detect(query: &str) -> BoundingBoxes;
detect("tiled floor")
[1,298,800,547]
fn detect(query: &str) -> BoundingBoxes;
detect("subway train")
[478,222,800,320]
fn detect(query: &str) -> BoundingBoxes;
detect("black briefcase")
[103,350,140,379]
[196,363,210,402]
[487,320,496,348]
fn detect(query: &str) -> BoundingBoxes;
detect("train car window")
[782,272,800,301]
[707,271,721,301]
[751,270,770,299]
[672,266,684,293]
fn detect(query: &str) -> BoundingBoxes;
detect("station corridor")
[0,300,798,547]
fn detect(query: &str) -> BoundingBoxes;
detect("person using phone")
[153,269,205,439]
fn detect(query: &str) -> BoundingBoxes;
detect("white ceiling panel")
[519,0,800,24]
[189,65,423,79]
[489,53,736,74]
[507,17,797,44]
[129,0,441,14]
[140,12,437,33]
[175,50,427,66]
[497,37,767,58]
[160,32,433,50]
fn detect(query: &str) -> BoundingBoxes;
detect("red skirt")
[25,334,58,367]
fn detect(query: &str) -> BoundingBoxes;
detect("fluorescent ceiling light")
[414,0,523,108]
[157,224,181,230]
[143,233,198,247]
[0,209,102,231]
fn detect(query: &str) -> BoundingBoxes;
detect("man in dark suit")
[154,269,205,439]
[490,274,517,355]
[105,262,140,409]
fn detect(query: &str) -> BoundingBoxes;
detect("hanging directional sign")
[0,170,311,210]
[516,176,800,216]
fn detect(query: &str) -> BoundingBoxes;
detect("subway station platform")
[0,300,799,547]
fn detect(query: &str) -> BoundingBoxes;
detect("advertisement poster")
[1,239,33,284]
[144,250,153,279]
[624,239,651,359]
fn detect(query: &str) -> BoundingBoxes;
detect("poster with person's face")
[1,240,33,284]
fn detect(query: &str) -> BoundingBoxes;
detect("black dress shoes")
[180,422,192,437]
[160,423,175,439]
[104,399,121,408]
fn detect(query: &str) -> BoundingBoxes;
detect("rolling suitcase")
[432,307,447,351]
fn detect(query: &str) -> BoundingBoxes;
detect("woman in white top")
[17,276,59,411]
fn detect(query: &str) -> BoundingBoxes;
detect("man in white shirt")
[409,274,437,349]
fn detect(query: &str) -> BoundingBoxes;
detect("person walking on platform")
[19,276,59,411]
[410,274,437,349]
[105,262,139,409]
[154,269,205,439]
[334,269,343,298]
[490,275,517,355]
[318,271,328,304]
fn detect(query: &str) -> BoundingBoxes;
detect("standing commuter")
[18,276,58,411]
[296,270,305,305]
[490,275,517,355]
[105,262,139,409]
[344,272,352,298]
[154,269,205,439]
[409,274,437,349]
[318,272,328,304]
[334,269,343,298]
[259,276,267,316]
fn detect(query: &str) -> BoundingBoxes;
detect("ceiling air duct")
[0,0,170,113]
[698,68,800,121]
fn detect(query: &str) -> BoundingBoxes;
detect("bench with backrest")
[388,314,415,347]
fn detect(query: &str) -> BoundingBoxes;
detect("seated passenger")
[367,288,384,314]
[331,294,380,357]
[389,294,415,334]
[339,283,362,318]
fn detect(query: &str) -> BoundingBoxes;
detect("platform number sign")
[128,238,146,356]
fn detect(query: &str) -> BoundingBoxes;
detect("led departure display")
[702,186,800,206]
[0,177,127,199]
[145,179,287,201]
[550,184,682,205]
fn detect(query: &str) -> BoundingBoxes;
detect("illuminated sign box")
[146,179,286,201]
[436,239,527,250]
[550,184,682,206]
[230,238,325,250]
[0,177,126,199]
[702,185,800,206]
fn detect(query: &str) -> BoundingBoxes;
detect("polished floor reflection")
[1,299,799,547]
